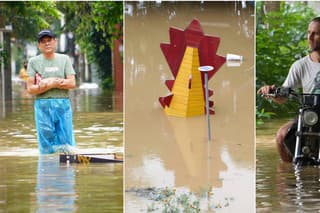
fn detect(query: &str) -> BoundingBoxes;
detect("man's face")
[38,36,57,54]
[308,21,320,52]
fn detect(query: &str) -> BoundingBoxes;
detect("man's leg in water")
[276,120,295,162]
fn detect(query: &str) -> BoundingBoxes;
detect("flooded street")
[0,80,123,212]
[125,2,254,212]
[256,119,320,212]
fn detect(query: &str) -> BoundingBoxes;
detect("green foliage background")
[0,2,60,41]
[256,2,316,122]
[57,2,123,89]
[0,1,123,90]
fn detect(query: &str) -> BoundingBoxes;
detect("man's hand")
[38,78,50,90]
[47,78,70,89]
[56,79,67,89]
[257,84,287,104]
[257,85,276,96]
[56,75,76,90]
[27,75,75,95]
[39,76,75,90]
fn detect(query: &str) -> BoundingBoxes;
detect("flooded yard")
[125,2,254,212]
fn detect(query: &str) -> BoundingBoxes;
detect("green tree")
[0,2,60,67]
[256,2,315,120]
[0,2,60,42]
[0,2,122,89]
[57,1,123,89]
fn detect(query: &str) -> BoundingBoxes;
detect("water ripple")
[257,138,320,212]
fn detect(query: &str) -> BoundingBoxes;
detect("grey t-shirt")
[282,55,320,93]
[27,53,75,99]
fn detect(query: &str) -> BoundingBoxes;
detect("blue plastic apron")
[34,99,76,154]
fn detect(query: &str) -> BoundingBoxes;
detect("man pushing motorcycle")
[258,17,320,163]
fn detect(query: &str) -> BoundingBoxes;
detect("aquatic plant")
[127,186,235,212]
[256,107,276,126]
[147,187,200,213]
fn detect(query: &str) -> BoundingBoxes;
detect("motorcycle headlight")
[303,110,318,126]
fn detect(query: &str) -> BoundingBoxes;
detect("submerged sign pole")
[199,66,214,142]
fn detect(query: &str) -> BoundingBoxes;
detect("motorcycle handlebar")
[262,87,298,99]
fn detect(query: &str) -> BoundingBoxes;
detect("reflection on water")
[34,155,76,212]
[256,120,320,212]
[0,80,123,212]
[125,1,254,212]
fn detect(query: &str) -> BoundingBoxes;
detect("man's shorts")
[34,98,76,154]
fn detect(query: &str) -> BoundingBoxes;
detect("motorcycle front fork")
[294,109,303,163]
[318,141,320,162]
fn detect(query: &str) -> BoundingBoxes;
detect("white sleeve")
[282,61,302,89]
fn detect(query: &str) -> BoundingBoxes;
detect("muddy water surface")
[256,119,320,212]
[0,83,123,212]
[125,2,254,212]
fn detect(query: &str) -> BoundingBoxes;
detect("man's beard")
[311,43,320,52]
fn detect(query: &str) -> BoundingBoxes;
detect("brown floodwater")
[256,119,320,212]
[0,80,123,212]
[125,1,254,212]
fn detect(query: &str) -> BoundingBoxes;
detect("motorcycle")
[266,87,320,166]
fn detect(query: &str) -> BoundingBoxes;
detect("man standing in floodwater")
[27,30,76,154]
[258,17,320,162]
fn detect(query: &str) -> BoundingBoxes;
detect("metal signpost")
[198,65,214,142]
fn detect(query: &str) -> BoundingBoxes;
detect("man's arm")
[257,84,287,104]
[56,75,76,90]
[27,77,52,95]
[27,75,76,95]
